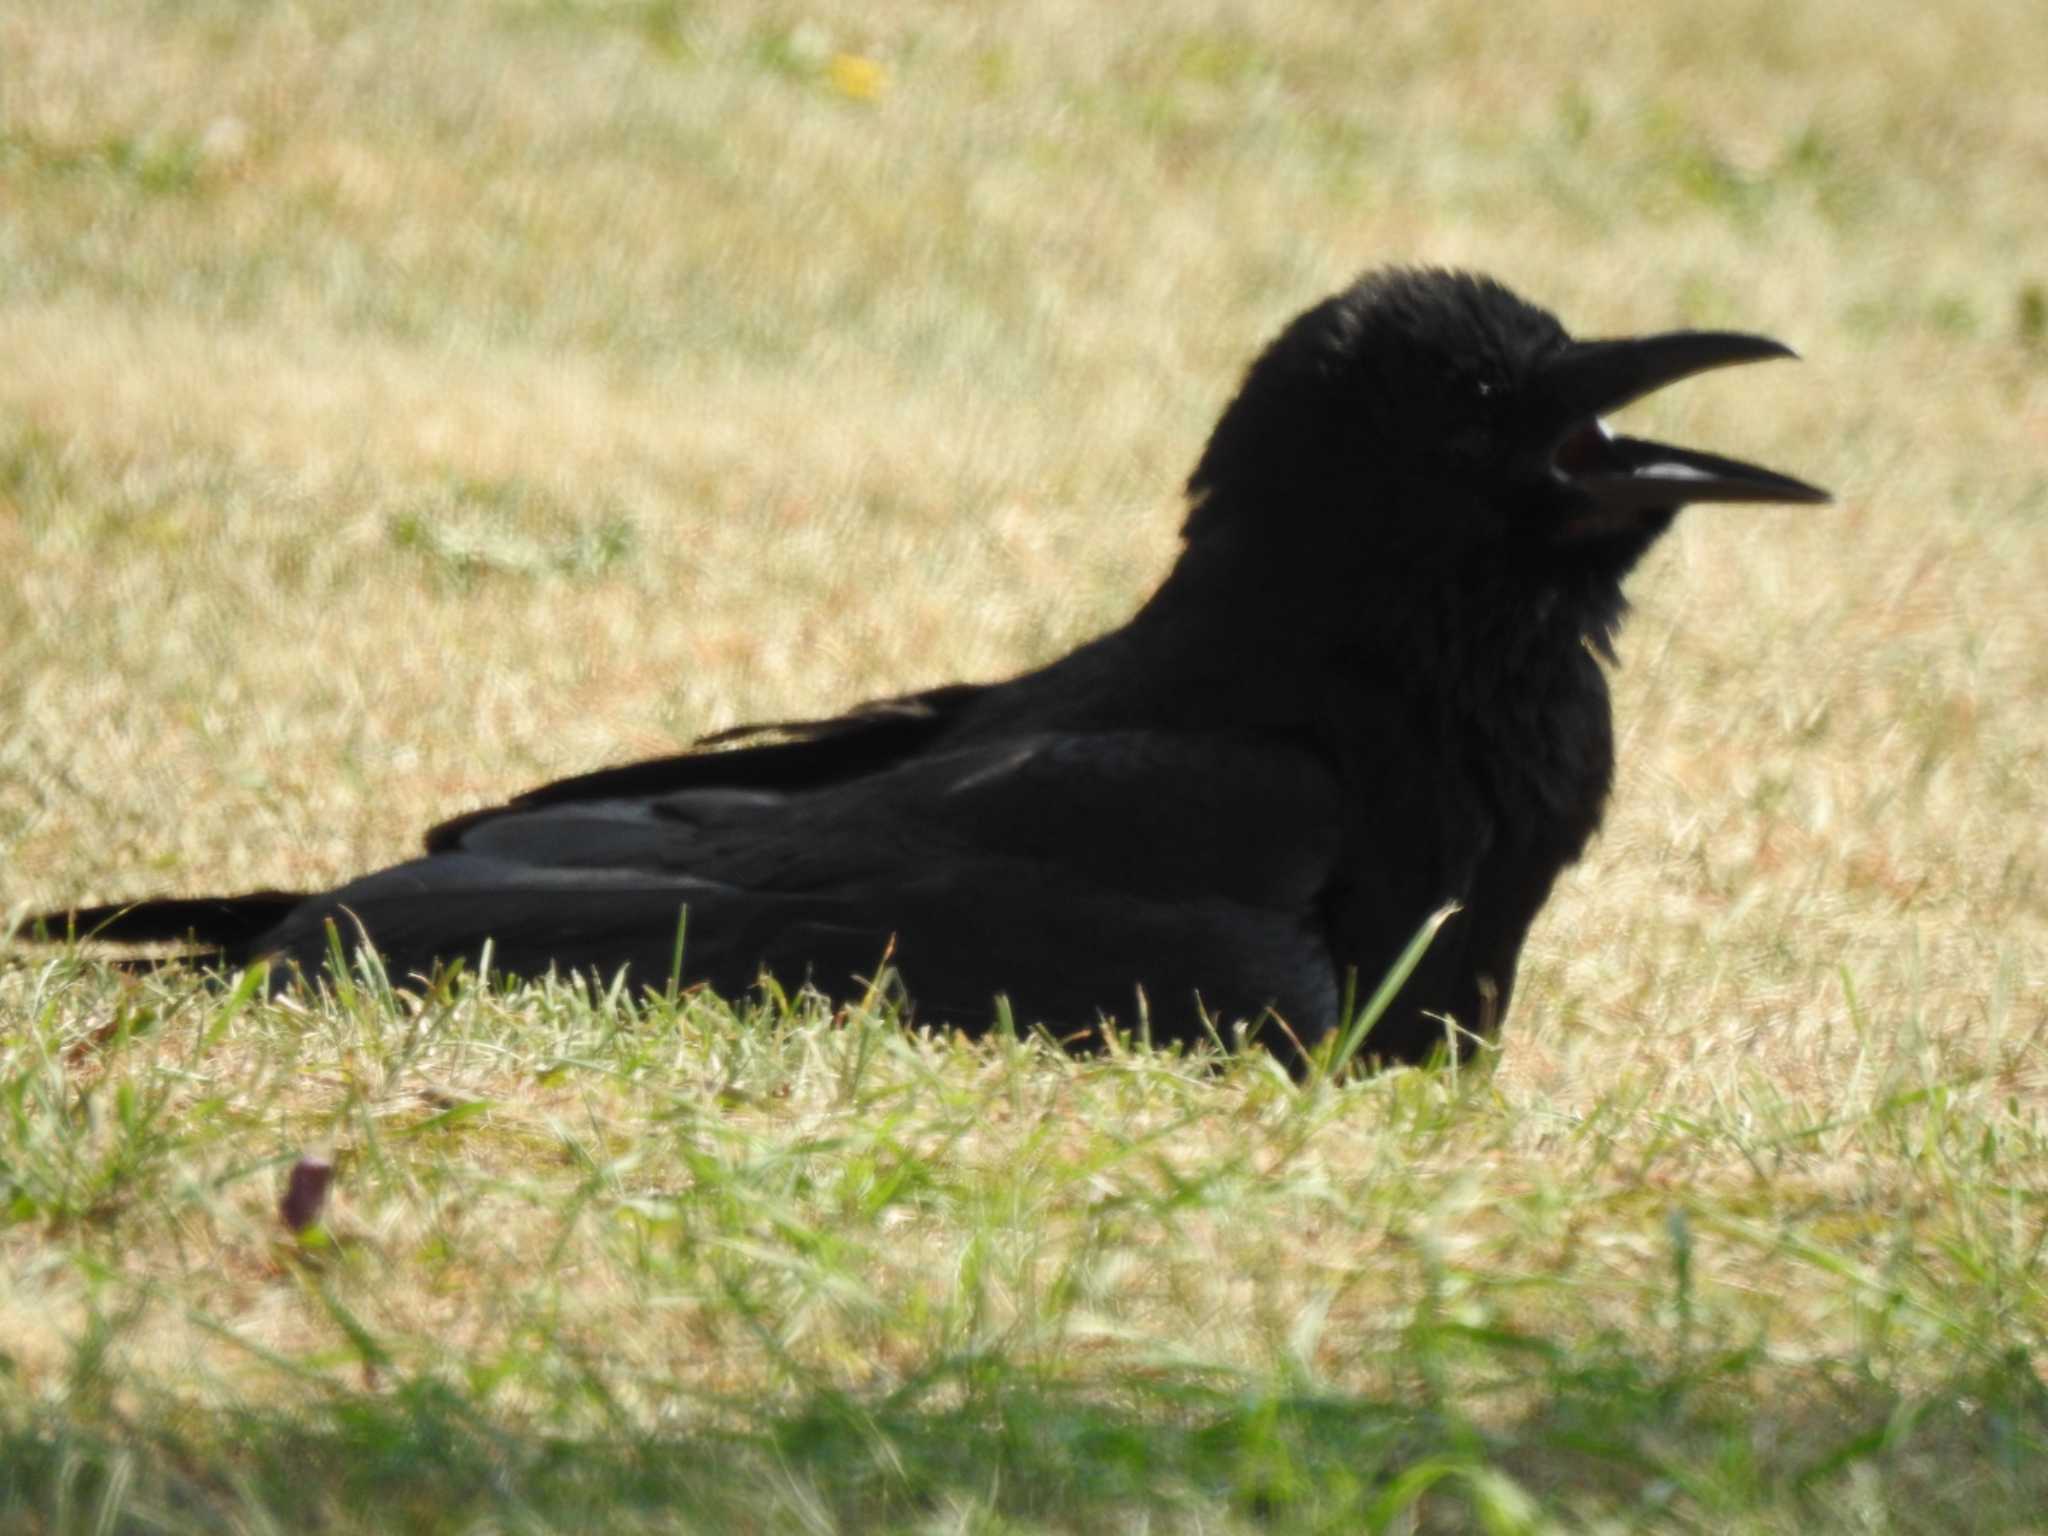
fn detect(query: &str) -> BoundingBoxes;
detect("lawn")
[2,1,2045,1530]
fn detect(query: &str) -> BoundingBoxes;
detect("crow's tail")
[15,890,307,953]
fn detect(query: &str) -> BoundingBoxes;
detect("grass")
[4,963,2045,1531]
[3,0,2046,1529]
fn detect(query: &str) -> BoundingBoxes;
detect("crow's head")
[1186,267,1828,586]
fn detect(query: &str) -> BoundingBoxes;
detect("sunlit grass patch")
[2,951,2044,1530]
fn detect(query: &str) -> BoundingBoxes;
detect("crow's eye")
[1469,373,1511,412]
[1433,373,1504,459]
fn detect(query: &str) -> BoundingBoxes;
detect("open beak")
[1528,331,1831,528]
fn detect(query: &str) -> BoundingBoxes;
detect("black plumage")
[20,268,1828,1067]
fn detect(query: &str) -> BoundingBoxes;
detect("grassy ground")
[3,0,2046,1529]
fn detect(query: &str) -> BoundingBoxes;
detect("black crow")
[18,267,1828,1067]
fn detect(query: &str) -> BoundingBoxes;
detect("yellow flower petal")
[828,53,886,101]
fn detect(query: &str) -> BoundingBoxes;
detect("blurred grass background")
[2,1,2046,1530]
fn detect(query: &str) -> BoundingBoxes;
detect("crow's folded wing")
[20,684,986,955]
[255,728,1352,1040]
[423,682,982,851]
